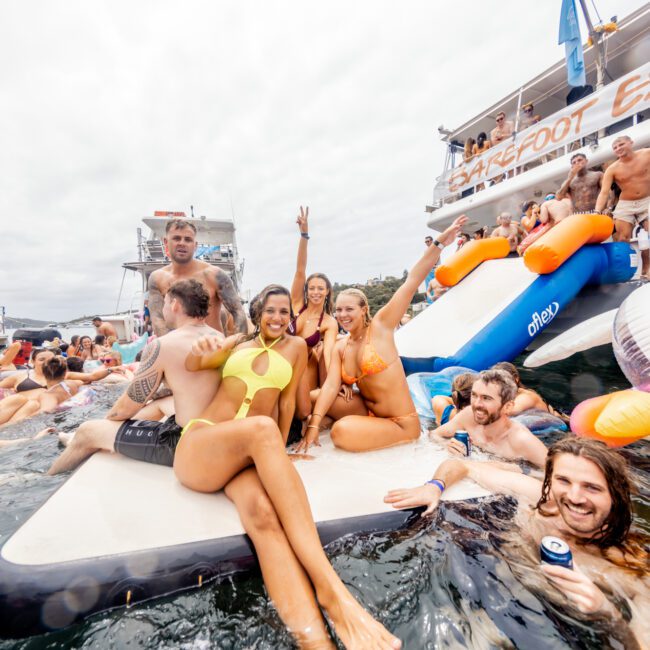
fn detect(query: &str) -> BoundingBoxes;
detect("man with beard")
[385,437,649,645]
[148,218,247,336]
[432,369,548,468]
[556,153,604,213]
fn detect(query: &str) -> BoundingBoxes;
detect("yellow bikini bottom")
[180,418,216,437]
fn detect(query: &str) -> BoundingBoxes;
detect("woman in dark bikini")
[0,348,54,396]
[289,206,338,418]
[174,285,401,649]
[298,215,467,452]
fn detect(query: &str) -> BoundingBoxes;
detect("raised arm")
[0,341,21,368]
[290,206,309,310]
[295,340,344,452]
[278,339,308,442]
[148,272,170,336]
[595,165,615,213]
[556,169,574,201]
[215,269,247,335]
[105,340,164,421]
[374,215,468,330]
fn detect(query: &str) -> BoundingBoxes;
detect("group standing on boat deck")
[22,208,650,647]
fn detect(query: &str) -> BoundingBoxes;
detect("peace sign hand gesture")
[296,206,309,234]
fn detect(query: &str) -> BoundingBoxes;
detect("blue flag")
[558,0,586,87]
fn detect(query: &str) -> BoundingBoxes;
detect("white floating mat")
[0,433,489,638]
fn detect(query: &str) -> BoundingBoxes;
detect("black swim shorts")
[114,416,181,467]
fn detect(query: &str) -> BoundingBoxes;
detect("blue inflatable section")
[113,333,149,364]
[407,366,475,420]
[401,243,635,375]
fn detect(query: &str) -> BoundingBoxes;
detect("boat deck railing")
[139,240,236,263]
[430,109,649,212]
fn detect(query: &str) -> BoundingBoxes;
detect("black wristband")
[301,233,310,239]
[433,239,444,250]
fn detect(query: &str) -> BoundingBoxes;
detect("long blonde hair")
[336,288,372,326]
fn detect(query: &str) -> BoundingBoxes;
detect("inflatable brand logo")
[527,302,559,337]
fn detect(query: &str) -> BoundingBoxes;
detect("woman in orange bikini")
[297,215,467,453]
[289,206,338,418]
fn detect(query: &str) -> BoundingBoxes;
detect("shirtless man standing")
[596,136,650,279]
[148,218,247,336]
[386,437,649,646]
[48,279,223,474]
[432,369,548,468]
[92,317,118,341]
[491,213,525,253]
[540,194,574,225]
[556,153,603,212]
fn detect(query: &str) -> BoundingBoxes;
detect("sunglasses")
[496,117,504,122]
[100,357,114,365]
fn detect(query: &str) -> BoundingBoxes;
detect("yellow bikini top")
[221,335,293,419]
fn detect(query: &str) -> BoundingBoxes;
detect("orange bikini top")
[340,328,394,385]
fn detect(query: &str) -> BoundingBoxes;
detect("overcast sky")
[1,0,644,321]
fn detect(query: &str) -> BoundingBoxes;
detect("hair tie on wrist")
[426,479,445,494]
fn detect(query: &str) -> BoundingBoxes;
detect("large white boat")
[397,5,650,372]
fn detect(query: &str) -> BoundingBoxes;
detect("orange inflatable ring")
[570,388,650,447]
[435,237,510,287]
[523,213,613,275]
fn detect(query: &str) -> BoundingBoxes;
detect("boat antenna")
[190,204,195,219]
[229,194,237,226]
[576,0,606,90]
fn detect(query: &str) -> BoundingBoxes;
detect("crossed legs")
[173,416,400,649]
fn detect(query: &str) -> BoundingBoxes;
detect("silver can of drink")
[540,536,573,569]
[453,430,471,456]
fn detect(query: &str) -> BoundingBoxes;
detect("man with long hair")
[386,436,649,644]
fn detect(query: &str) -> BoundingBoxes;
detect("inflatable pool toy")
[570,285,650,446]
[512,409,568,436]
[112,333,149,364]
[612,283,650,388]
[407,367,475,420]
[82,360,103,372]
[523,213,613,274]
[571,389,650,446]
[517,223,551,256]
[56,387,97,412]
[435,237,510,287]
[0,434,489,638]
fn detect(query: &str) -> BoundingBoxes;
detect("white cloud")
[1,0,642,320]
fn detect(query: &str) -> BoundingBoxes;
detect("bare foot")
[34,427,56,440]
[319,589,401,649]
[58,431,74,446]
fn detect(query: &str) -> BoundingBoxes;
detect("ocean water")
[0,347,647,649]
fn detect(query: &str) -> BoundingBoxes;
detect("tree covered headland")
[333,270,426,317]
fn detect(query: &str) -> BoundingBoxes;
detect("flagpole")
[577,0,605,89]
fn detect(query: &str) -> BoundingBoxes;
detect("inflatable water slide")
[397,214,637,374]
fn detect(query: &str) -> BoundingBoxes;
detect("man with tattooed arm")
[48,280,225,474]
[148,218,247,336]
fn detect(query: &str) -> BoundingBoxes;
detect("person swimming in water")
[297,215,468,453]
[0,347,54,396]
[385,436,649,646]
[492,361,567,420]
[431,371,476,427]
[288,206,339,419]
[174,284,401,649]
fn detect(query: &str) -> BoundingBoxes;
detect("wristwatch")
[433,239,444,250]
[300,232,310,239]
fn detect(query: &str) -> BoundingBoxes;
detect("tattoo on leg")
[139,340,161,373]
[127,371,161,404]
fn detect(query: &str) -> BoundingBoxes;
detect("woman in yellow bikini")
[297,215,467,453]
[174,284,401,650]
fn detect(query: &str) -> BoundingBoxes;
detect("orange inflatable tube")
[435,237,510,287]
[523,213,613,275]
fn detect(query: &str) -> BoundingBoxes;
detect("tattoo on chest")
[127,371,160,404]
[139,340,161,372]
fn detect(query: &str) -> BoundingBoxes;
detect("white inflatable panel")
[523,309,617,368]
[397,257,537,358]
[2,434,488,566]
